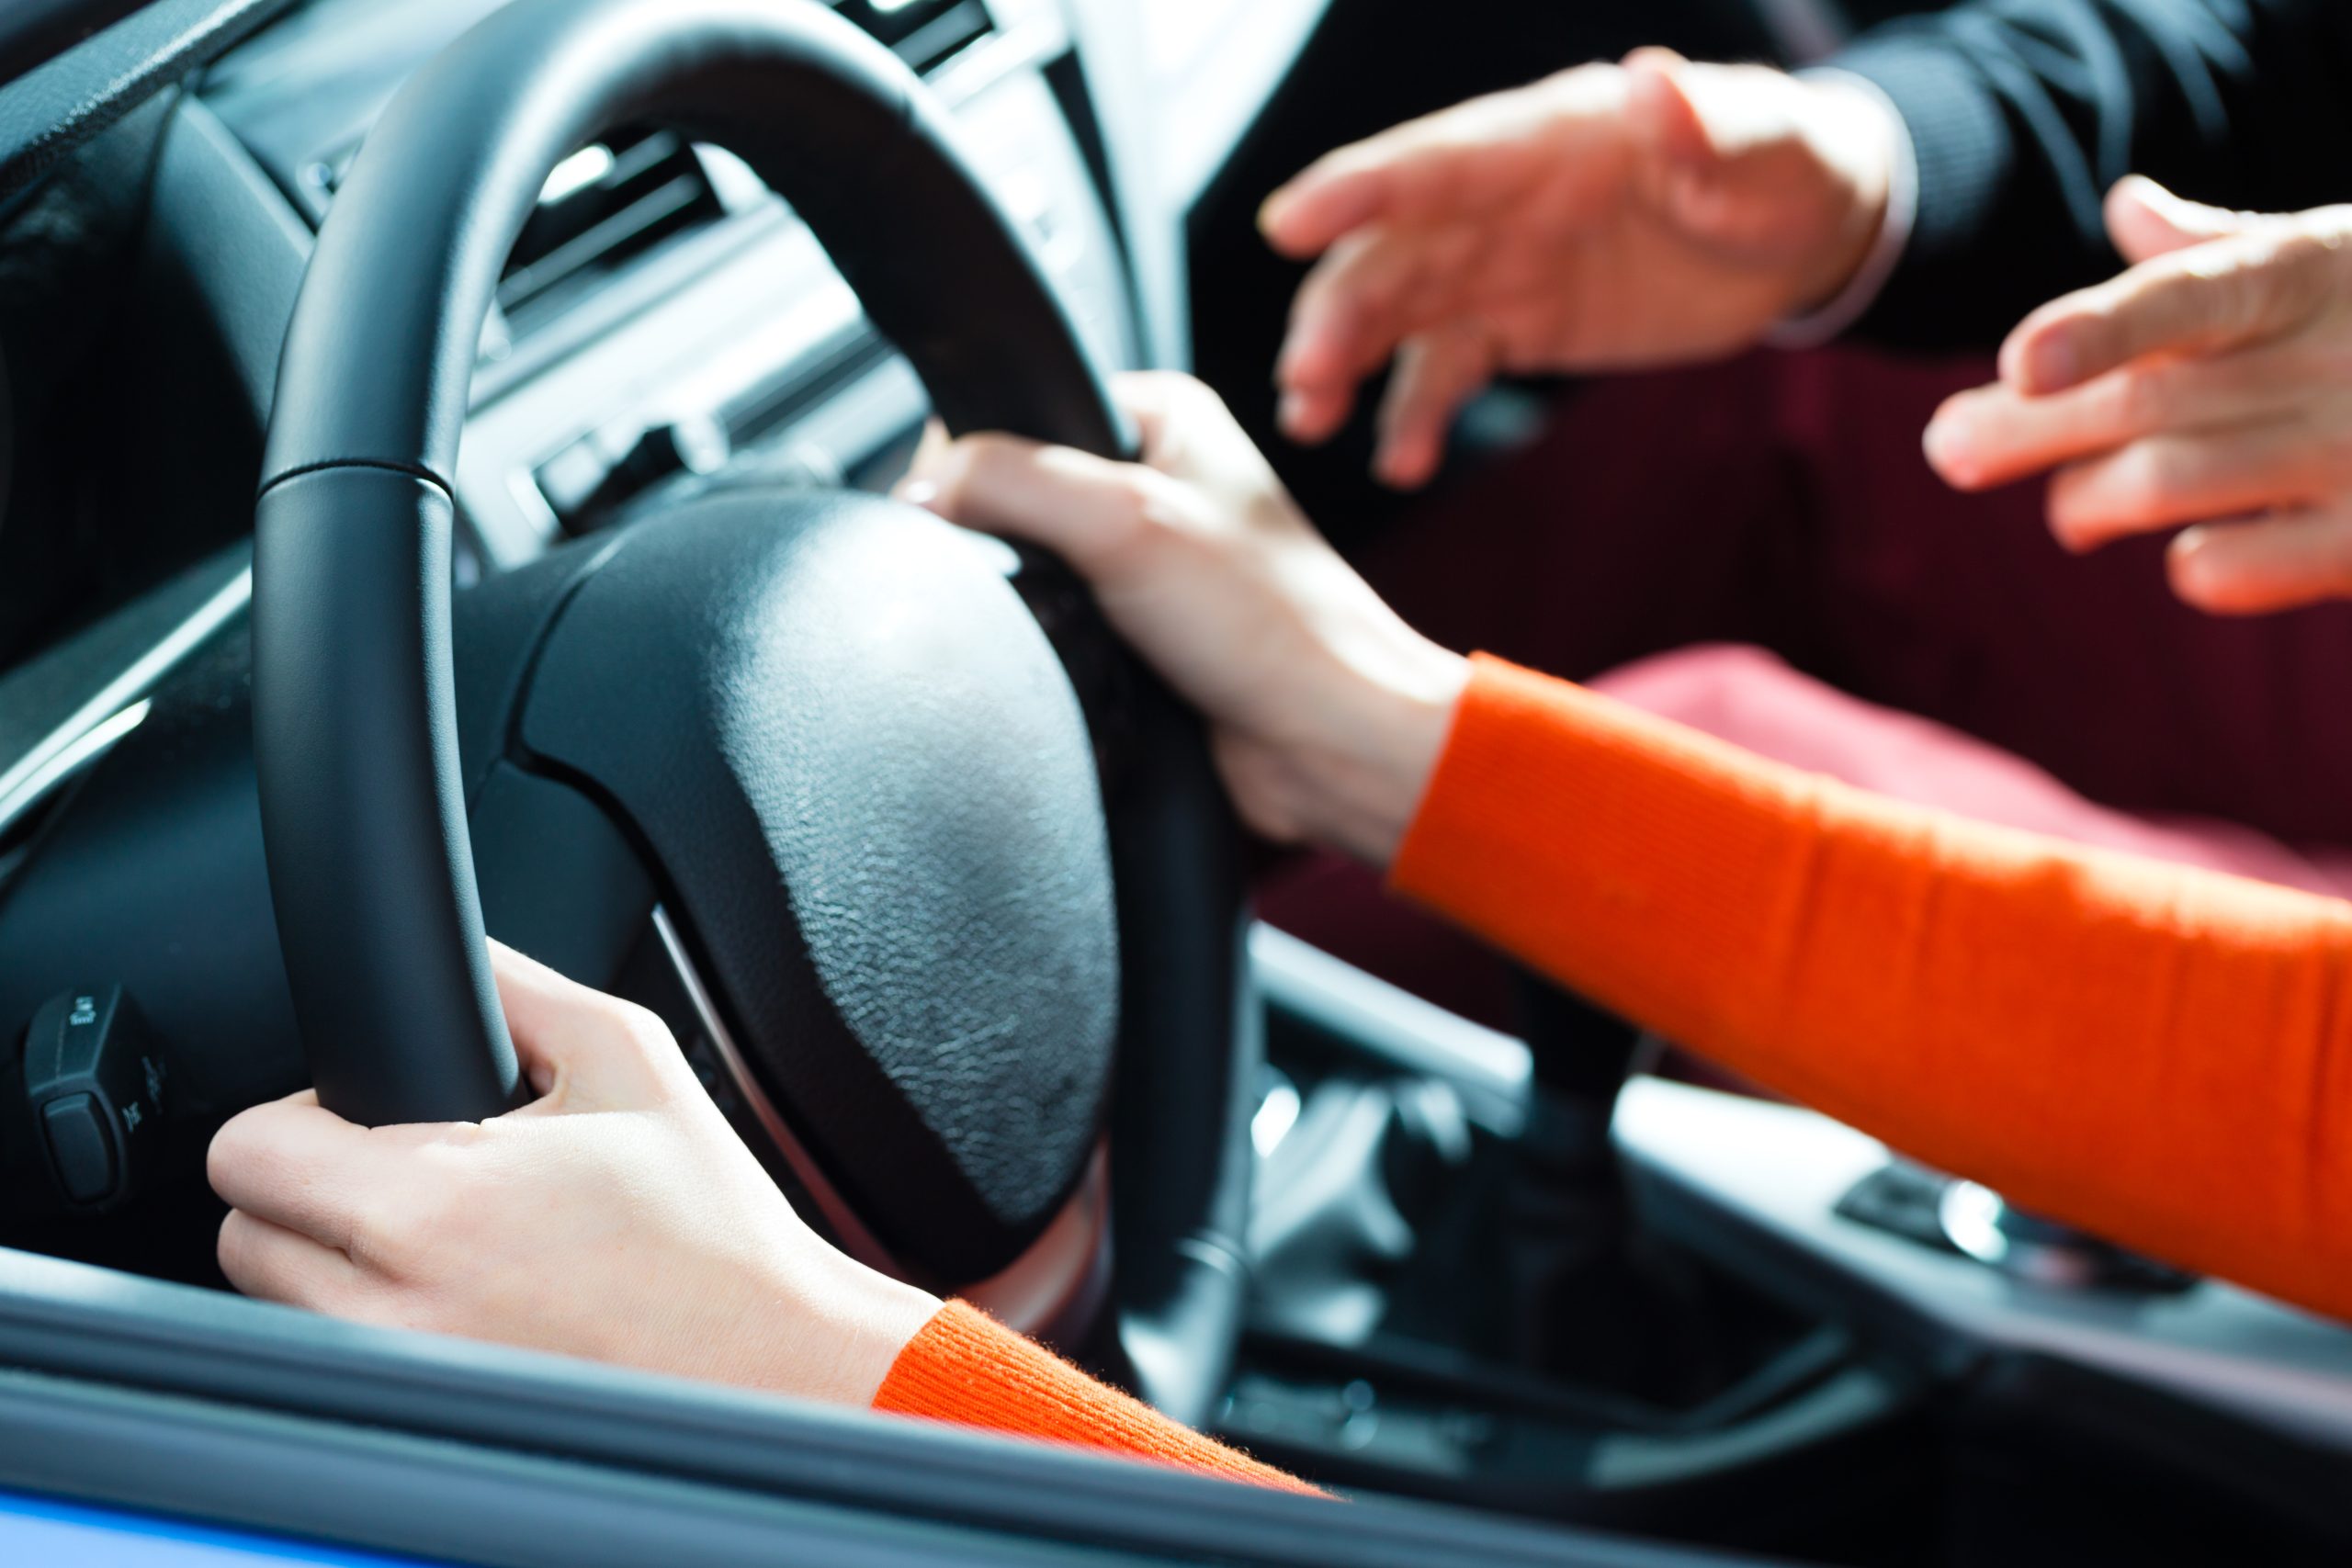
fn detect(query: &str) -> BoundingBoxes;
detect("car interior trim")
[0,1246,1724,1568]
[650,903,898,1274]
[0,0,295,194]
[0,555,251,844]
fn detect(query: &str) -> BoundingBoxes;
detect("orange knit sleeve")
[872,1301,1324,1495]
[1391,655,2352,1321]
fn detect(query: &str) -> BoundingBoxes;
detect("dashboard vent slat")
[493,128,726,328]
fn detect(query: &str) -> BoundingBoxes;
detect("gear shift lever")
[1503,973,1713,1399]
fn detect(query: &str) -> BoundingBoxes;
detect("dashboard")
[201,0,1139,571]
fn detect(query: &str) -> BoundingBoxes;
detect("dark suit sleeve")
[1829,0,2352,352]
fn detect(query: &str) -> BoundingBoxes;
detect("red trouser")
[1262,348,2352,1028]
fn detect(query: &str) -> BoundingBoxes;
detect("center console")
[1239,927,2352,1563]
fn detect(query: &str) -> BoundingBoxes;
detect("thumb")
[1627,51,1800,250]
[900,433,1160,581]
[488,941,684,1113]
[2106,175,2251,264]
[1624,49,1716,171]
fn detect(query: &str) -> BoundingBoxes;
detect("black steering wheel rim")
[255,0,1133,1120]
[252,0,1257,1419]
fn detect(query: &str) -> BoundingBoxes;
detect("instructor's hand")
[1261,51,1899,487]
[1926,178,2352,615]
[901,372,1468,865]
[209,942,939,1406]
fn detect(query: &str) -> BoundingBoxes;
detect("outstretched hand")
[209,942,939,1405]
[1926,178,2352,615]
[1261,51,1898,488]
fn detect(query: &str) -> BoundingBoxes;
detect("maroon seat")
[1262,346,2352,1026]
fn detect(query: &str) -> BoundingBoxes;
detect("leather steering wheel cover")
[254,0,1125,1124]
[253,0,1258,1416]
[259,0,1123,490]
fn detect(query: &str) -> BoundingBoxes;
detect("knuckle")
[1168,372,1227,413]
[1120,368,1188,402]
[2110,365,2177,431]
[341,1180,426,1277]
[2126,441,2193,505]
[2240,233,2330,330]
[1100,476,1170,553]
[930,437,1013,516]
[2046,466,2098,536]
[602,998,676,1063]
[2272,231,2335,283]
[925,443,984,512]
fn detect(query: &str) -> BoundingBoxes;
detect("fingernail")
[1921,414,1978,487]
[897,479,938,509]
[1921,414,1960,469]
[1277,391,1310,436]
[2169,558,2228,610]
[1374,445,1425,490]
[1274,336,1308,384]
[2024,333,2078,392]
[2049,509,2103,555]
[2168,526,2217,586]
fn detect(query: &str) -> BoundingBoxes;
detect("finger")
[903,433,1162,577]
[487,941,681,1112]
[896,420,950,492]
[1111,369,1216,463]
[1924,346,2312,491]
[2105,175,2252,265]
[218,1208,363,1307]
[1374,325,1495,489]
[1998,231,2328,395]
[1277,381,1358,447]
[1628,51,1814,169]
[2169,510,2352,615]
[1623,51,1753,246]
[1623,49,1711,166]
[209,1092,386,1250]
[1277,227,1438,412]
[1261,124,1481,259]
[1259,80,1568,258]
[1261,145,1397,260]
[2046,423,2337,551]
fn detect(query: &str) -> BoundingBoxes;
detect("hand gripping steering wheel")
[251,0,1255,1421]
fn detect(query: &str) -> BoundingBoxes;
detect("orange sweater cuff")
[872,1302,1322,1495]
[1389,653,1765,973]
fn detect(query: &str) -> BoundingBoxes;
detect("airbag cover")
[518,489,1118,1281]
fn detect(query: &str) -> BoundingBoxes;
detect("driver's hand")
[1923,178,2352,615]
[1261,50,1900,488]
[208,942,939,1405]
[900,371,1467,864]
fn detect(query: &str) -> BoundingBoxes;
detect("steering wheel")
[250,0,1255,1421]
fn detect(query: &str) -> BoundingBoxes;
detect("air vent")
[287,1,997,347]
[495,128,725,327]
[839,0,993,73]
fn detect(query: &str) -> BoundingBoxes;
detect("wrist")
[1787,75,1900,316]
[1283,625,1469,867]
[752,1246,942,1409]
